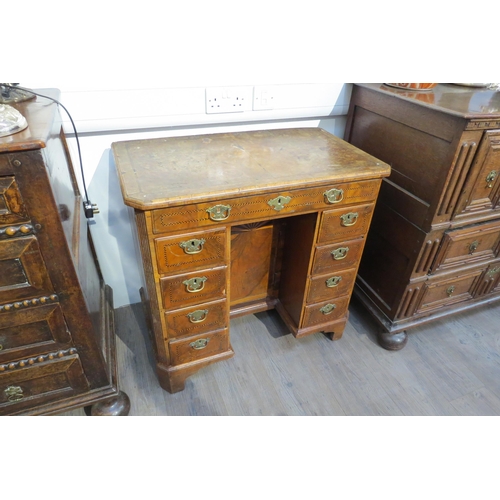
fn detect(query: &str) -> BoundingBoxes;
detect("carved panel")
[0,176,30,226]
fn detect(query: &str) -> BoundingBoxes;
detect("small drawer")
[301,296,350,330]
[168,328,230,366]
[430,220,500,273]
[0,176,30,227]
[160,266,227,311]
[165,299,228,339]
[151,179,382,234]
[317,202,374,244]
[155,227,227,275]
[415,266,485,314]
[0,354,89,415]
[306,268,356,304]
[311,238,366,276]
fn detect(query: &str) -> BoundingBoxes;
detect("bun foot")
[378,330,408,351]
[84,391,131,416]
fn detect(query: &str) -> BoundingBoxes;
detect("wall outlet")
[253,86,275,110]
[206,86,253,114]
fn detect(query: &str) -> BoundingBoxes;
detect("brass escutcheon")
[487,267,500,278]
[326,276,342,288]
[187,309,209,323]
[207,204,232,221]
[320,303,336,315]
[189,338,210,350]
[331,247,349,260]
[446,285,455,297]
[183,276,208,293]
[469,240,479,254]
[486,170,497,188]
[340,212,359,227]
[5,385,23,402]
[179,238,205,254]
[324,188,344,204]
[268,195,291,211]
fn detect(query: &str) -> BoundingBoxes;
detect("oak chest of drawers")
[345,83,500,349]
[112,128,390,393]
[0,91,129,415]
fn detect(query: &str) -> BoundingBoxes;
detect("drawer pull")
[5,385,24,402]
[469,240,479,254]
[187,309,209,323]
[324,188,344,204]
[189,338,210,350]
[268,195,291,211]
[340,212,359,227]
[179,238,206,254]
[183,276,208,293]
[326,276,342,288]
[320,303,337,315]
[487,267,500,278]
[0,344,2,351]
[486,170,497,188]
[331,247,349,260]
[207,204,232,221]
[446,286,455,297]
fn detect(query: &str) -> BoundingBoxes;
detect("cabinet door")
[453,130,500,219]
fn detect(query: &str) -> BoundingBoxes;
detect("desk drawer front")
[168,328,229,365]
[317,203,374,244]
[165,299,228,339]
[306,268,356,304]
[151,180,381,233]
[311,238,365,275]
[155,228,227,275]
[301,296,350,329]
[0,176,30,227]
[160,267,227,311]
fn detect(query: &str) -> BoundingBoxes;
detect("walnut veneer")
[112,128,390,393]
[345,83,500,350]
[0,91,129,415]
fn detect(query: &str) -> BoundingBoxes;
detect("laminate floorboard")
[59,296,500,416]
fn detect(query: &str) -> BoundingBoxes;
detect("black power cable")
[1,84,97,219]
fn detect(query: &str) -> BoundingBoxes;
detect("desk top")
[112,128,390,210]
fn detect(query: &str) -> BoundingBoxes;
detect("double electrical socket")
[205,86,275,114]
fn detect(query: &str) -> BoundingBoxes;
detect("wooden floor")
[62,296,500,416]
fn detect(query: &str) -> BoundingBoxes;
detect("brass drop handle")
[324,188,344,204]
[486,170,497,188]
[183,276,207,293]
[340,212,359,227]
[326,276,342,288]
[187,309,209,323]
[469,240,479,254]
[331,247,349,260]
[189,338,210,350]
[268,195,291,211]
[446,285,455,297]
[320,303,336,315]
[207,204,232,221]
[5,386,24,402]
[179,238,205,254]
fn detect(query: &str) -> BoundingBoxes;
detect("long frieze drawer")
[430,220,500,273]
[0,353,89,415]
[415,267,485,314]
[311,238,366,275]
[0,299,71,360]
[168,328,230,366]
[317,203,374,244]
[0,176,30,226]
[155,227,227,275]
[151,179,382,234]
[160,266,227,311]
[301,296,350,330]
[306,268,357,304]
[165,299,228,339]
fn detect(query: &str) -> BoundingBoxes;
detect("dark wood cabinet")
[112,128,390,393]
[344,83,500,349]
[0,91,129,415]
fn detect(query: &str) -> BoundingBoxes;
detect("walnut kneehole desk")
[112,128,390,393]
